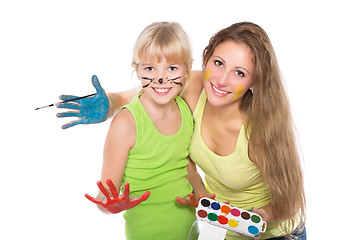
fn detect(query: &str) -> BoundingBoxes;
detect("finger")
[59,95,80,101]
[97,181,111,199]
[56,103,80,110]
[122,182,130,197]
[61,120,81,129]
[210,193,216,199]
[85,193,103,205]
[106,179,119,198]
[139,191,150,201]
[130,191,150,206]
[176,196,187,205]
[189,193,197,204]
[56,111,80,118]
[92,75,105,94]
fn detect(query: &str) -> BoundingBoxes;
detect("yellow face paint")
[203,69,211,82]
[232,85,244,101]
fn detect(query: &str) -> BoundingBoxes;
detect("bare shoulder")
[107,108,136,148]
[183,70,204,113]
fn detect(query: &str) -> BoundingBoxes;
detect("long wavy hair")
[203,22,305,234]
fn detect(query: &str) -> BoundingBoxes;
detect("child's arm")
[85,109,150,213]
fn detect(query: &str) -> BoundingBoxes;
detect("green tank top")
[189,90,289,239]
[121,94,196,239]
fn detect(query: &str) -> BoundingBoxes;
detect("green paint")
[208,213,218,221]
[251,215,261,223]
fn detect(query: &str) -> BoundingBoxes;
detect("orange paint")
[232,84,244,101]
[220,205,232,215]
[203,69,211,82]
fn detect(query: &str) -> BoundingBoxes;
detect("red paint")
[217,215,229,224]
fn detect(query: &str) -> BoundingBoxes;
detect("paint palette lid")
[196,197,267,238]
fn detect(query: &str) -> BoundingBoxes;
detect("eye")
[214,60,223,67]
[145,66,154,71]
[235,70,245,77]
[168,66,177,71]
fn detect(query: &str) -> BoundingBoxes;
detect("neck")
[139,94,178,115]
[206,100,244,122]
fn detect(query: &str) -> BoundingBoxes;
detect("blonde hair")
[132,22,192,94]
[203,22,305,235]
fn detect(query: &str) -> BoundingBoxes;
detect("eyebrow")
[213,55,250,74]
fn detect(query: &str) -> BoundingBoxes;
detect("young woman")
[58,22,306,239]
[84,22,197,240]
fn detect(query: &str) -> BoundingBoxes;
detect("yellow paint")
[203,69,211,82]
[228,219,238,228]
[232,84,244,101]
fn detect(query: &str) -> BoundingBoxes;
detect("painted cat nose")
[158,78,163,84]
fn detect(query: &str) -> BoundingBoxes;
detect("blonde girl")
[85,22,196,240]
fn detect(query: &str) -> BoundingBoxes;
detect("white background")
[1,0,359,239]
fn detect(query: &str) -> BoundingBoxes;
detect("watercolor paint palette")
[196,198,267,238]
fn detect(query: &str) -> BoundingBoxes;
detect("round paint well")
[251,215,261,223]
[230,208,240,217]
[208,213,218,221]
[228,219,238,228]
[241,212,250,220]
[248,225,259,235]
[217,215,228,225]
[211,202,221,210]
[201,199,211,207]
[198,210,207,218]
[220,205,231,214]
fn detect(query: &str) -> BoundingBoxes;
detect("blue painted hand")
[56,75,110,129]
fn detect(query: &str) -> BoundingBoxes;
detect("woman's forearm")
[186,158,209,198]
[107,87,140,118]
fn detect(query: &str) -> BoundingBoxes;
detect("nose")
[158,78,163,84]
[217,72,229,87]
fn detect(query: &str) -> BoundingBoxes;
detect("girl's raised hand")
[85,179,150,214]
[176,193,216,207]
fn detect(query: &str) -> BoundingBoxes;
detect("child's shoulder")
[110,108,136,135]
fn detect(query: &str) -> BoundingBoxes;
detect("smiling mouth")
[211,83,231,95]
[153,87,171,94]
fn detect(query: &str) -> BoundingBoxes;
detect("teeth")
[154,88,170,93]
[212,85,228,94]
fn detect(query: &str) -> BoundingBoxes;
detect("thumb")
[92,75,105,94]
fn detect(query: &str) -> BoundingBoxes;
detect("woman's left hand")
[252,207,271,222]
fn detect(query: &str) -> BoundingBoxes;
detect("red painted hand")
[85,179,150,214]
[176,193,216,207]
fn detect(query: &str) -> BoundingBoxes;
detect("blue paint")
[57,75,110,129]
[248,225,259,235]
[211,202,220,210]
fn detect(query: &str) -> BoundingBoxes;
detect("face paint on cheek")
[203,69,212,82]
[232,85,244,101]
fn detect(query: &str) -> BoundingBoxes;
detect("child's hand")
[85,179,150,214]
[176,193,216,207]
[56,75,110,129]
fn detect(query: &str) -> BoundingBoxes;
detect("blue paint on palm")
[57,75,110,129]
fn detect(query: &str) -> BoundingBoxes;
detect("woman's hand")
[176,193,216,207]
[56,75,110,129]
[85,179,150,214]
[252,207,271,223]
